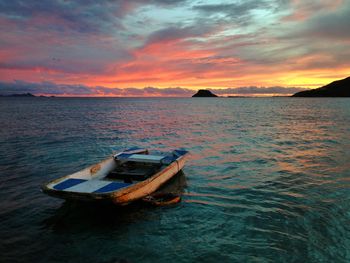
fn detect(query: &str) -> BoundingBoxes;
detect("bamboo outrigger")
[41,148,189,205]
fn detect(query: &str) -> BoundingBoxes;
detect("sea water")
[0,97,349,262]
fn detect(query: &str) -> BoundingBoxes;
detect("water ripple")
[0,97,350,262]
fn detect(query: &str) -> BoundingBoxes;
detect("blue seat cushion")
[53,178,87,190]
[94,182,131,193]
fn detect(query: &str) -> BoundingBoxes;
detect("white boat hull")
[42,149,189,205]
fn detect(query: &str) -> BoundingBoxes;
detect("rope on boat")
[142,193,181,206]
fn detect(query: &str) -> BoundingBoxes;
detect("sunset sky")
[0,0,349,96]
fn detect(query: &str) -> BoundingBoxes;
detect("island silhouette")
[192,89,218,97]
[293,76,350,97]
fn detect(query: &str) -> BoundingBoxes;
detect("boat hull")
[110,155,186,205]
[41,150,188,205]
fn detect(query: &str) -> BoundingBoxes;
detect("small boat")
[41,148,189,205]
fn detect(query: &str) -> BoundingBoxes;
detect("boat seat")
[106,165,159,181]
[93,182,131,193]
[122,147,148,154]
[53,178,87,190]
[115,153,166,164]
[52,178,131,193]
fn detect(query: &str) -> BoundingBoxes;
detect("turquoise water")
[0,97,350,263]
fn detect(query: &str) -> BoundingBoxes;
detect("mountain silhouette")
[192,89,218,97]
[292,76,350,97]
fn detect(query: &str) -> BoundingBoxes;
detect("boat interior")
[46,149,186,194]
[105,161,163,183]
[104,150,178,184]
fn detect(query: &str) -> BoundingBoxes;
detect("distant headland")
[192,89,218,97]
[292,76,350,97]
[0,93,56,98]
[0,93,36,97]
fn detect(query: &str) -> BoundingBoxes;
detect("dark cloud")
[299,3,350,40]
[282,0,344,21]
[0,0,123,34]
[0,0,347,87]
[192,1,274,26]
[0,80,192,96]
[273,1,350,70]
[0,81,304,96]
[193,1,267,15]
[144,25,214,46]
[0,0,189,34]
[0,80,94,95]
[146,27,195,45]
[144,87,193,96]
[0,43,133,75]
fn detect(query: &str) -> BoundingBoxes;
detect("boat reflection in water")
[42,171,187,231]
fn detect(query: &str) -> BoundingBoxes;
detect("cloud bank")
[0,81,305,96]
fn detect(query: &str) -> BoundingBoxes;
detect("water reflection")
[2,98,350,262]
[42,171,187,232]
